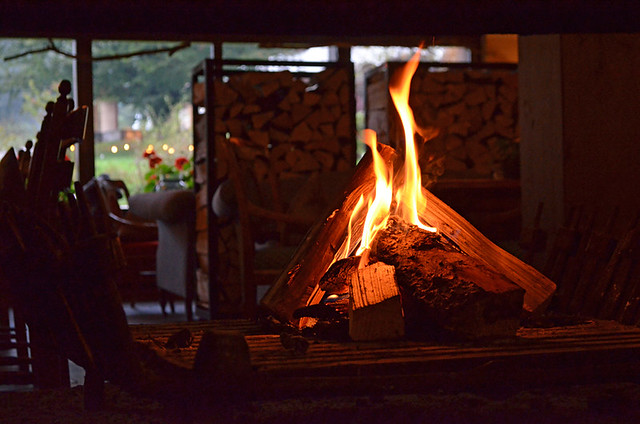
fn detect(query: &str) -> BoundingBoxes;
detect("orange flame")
[335,46,436,265]
[355,130,393,265]
[390,48,437,233]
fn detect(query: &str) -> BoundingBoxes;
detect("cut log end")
[349,262,404,341]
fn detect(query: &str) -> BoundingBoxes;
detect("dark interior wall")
[520,33,640,241]
[562,33,640,235]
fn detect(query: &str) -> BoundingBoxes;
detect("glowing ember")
[336,47,437,263]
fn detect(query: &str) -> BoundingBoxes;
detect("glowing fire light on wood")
[355,130,393,258]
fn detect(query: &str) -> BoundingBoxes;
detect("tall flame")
[335,46,436,265]
[389,48,437,233]
[355,129,393,256]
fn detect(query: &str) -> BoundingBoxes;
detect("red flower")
[149,156,162,169]
[143,149,163,169]
[174,157,189,170]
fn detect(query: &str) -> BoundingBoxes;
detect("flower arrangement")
[142,148,194,192]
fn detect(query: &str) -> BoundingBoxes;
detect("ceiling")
[1,1,640,44]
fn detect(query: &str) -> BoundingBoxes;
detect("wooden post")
[73,38,95,185]
[520,34,640,252]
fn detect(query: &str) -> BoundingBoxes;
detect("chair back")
[96,175,131,219]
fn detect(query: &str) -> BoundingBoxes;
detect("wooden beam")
[1,1,639,42]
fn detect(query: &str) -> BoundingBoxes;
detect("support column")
[519,34,640,245]
[518,35,565,239]
[73,38,95,184]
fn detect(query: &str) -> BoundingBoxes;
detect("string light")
[123,143,130,151]
[111,145,118,154]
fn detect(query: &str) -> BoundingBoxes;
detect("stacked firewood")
[531,205,640,326]
[367,64,519,180]
[195,68,355,184]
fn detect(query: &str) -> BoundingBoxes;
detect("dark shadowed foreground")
[3,381,640,424]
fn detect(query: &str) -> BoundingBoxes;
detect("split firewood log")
[348,262,404,341]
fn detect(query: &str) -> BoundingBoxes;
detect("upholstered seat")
[128,189,196,321]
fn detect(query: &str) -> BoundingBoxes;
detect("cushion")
[129,190,195,223]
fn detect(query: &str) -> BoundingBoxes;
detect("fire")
[337,47,436,263]
[389,49,437,233]
[355,130,393,265]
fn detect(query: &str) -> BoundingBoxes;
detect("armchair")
[127,189,196,321]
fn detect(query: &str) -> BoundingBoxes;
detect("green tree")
[0,39,73,149]
[92,41,211,121]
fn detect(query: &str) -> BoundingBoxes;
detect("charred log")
[319,255,361,294]
[371,216,525,340]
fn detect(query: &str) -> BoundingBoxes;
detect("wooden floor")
[130,318,640,398]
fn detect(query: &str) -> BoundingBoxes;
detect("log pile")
[195,68,355,184]
[367,64,519,180]
[540,205,640,326]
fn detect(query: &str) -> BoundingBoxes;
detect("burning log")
[348,262,404,341]
[370,217,524,340]
[416,187,556,315]
[319,256,360,295]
